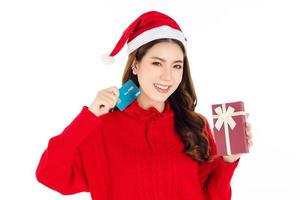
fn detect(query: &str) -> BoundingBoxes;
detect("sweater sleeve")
[201,117,240,200]
[35,106,102,195]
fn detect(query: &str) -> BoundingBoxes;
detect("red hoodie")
[36,99,239,200]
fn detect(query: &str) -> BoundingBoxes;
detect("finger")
[108,87,120,97]
[246,131,253,139]
[248,139,253,148]
[102,91,116,101]
[99,101,110,110]
[245,112,250,119]
[107,88,120,103]
[103,90,119,102]
[100,94,116,108]
[246,122,251,131]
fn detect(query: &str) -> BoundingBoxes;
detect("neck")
[136,96,165,113]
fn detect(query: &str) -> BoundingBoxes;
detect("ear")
[132,59,140,70]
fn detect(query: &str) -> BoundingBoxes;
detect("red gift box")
[211,101,249,156]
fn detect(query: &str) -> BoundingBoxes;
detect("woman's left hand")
[222,113,253,163]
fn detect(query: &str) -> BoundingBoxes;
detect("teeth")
[155,84,169,90]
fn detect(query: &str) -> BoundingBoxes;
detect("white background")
[0,0,299,199]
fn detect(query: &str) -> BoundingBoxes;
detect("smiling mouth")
[154,83,171,93]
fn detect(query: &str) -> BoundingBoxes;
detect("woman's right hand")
[88,87,120,117]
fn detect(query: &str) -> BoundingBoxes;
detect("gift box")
[211,101,249,156]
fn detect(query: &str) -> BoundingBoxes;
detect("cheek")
[171,72,183,90]
[174,71,183,83]
[138,65,156,80]
[137,69,155,88]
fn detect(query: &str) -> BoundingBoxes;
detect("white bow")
[214,106,236,131]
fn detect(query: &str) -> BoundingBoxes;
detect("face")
[134,41,184,108]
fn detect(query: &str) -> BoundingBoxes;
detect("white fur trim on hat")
[126,25,187,54]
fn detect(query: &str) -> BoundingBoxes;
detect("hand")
[222,113,253,163]
[88,87,120,117]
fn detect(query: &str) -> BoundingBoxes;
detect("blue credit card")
[116,79,141,111]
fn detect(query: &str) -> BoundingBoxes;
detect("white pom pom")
[101,53,115,65]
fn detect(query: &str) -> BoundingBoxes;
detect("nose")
[160,65,172,81]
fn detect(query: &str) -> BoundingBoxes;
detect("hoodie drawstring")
[141,113,162,150]
[146,119,154,150]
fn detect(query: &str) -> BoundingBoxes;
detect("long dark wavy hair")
[118,38,215,165]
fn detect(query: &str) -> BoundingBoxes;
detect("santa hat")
[101,11,187,65]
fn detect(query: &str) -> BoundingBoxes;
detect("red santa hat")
[101,11,187,65]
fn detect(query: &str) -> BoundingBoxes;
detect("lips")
[154,83,170,89]
[154,83,170,93]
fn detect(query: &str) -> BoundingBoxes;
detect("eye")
[174,65,183,69]
[152,61,161,66]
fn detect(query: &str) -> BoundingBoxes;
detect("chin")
[142,87,172,103]
[151,95,169,103]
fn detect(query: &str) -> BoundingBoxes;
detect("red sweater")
[36,99,239,200]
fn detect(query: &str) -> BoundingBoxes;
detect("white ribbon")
[212,104,246,155]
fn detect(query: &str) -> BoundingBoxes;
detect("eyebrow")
[150,56,183,64]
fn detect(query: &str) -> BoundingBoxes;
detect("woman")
[36,11,253,200]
